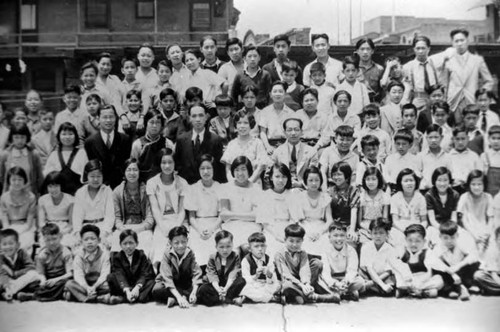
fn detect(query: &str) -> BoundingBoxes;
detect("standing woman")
[135,43,159,92]
[354,38,384,103]
[184,154,223,267]
[111,158,154,258]
[44,122,88,195]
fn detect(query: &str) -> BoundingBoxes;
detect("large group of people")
[1,28,500,308]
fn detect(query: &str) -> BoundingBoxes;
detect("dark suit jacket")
[174,129,226,184]
[206,251,241,286]
[262,59,304,85]
[110,250,155,291]
[84,131,132,189]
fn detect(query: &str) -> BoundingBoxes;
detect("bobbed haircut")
[395,168,420,193]
[120,229,138,244]
[431,166,453,187]
[57,122,79,149]
[439,221,458,236]
[230,156,253,177]
[465,169,486,193]
[82,159,103,183]
[269,162,292,190]
[330,161,352,184]
[9,123,31,143]
[362,167,385,191]
[7,166,28,186]
[303,165,323,188]
[234,111,256,129]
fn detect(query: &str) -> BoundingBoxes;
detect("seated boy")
[357,104,392,162]
[274,224,335,303]
[400,103,424,155]
[355,135,383,187]
[209,94,236,147]
[398,224,444,298]
[431,221,479,300]
[359,218,408,296]
[240,232,281,303]
[64,224,111,303]
[474,226,500,295]
[197,230,246,306]
[0,229,43,301]
[152,225,202,308]
[319,223,366,302]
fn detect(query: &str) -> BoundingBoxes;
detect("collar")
[202,58,221,68]
[251,254,266,264]
[286,81,297,93]
[83,246,102,262]
[244,67,261,78]
[359,60,375,70]
[169,247,191,262]
[12,148,29,157]
[286,248,303,257]
[192,129,205,142]
[4,249,21,265]
[332,244,348,257]
[450,148,471,155]
[100,130,115,143]
[424,147,445,157]
[172,64,188,73]
[162,110,179,122]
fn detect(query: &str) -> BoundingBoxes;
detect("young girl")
[44,122,88,195]
[328,162,360,242]
[72,159,114,248]
[146,148,188,267]
[38,171,76,249]
[77,93,102,143]
[107,229,156,304]
[357,167,390,245]
[331,90,361,133]
[390,168,427,251]
[259,81,294,155]
[221,112,268,184]
[295,166,333,256]
[120,89,145,141]
[238,86,262,138]
[0,124,43,195]
[111,159,154,257]
[0,167,37,253]
[184,154,222,267]
[256,163,295,255]
[135,43,159,91]
[220,156,261,249]
[457,170,494,255]
[24,89,43,134]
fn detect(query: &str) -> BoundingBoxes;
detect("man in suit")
[272,118,318,189]
[442,28,493,124]
[174,105,226,184]
[84,105,131,189]
[262,34,303,85]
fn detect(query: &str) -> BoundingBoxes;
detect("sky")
[234,0,487,44]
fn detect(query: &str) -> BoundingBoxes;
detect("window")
[136,0,154,19]
[191,2,211,30]
[21,2,37,31]
[85,0,110,29]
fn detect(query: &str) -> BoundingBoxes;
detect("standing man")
[200,36,225,73]
[442,28,493,124]
[262,34,303,84]
[218,38,245,93]
[303,33,343,87]
[355,38,384,103]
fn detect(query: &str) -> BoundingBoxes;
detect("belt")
[83,218,104,224]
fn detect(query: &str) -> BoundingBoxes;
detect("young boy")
[474,226,500,295]
[309,62,335,116]
[481,125,500,196]
[421,101,453,152]
[77,93,102,143]
[152,226,202,308]
[355,135,384,186]
[238,86,261,138]
[274,224,335,303]
[0,229,43,301]
[240,232,281,303]
[282,60,305,111]
[400,103,424,155]
[144,60,173,113]
[32,223,73,302]
[336,56,370,115]
[357,103,392,161]
[380,81,404,137]
[383,128,421,190]
[418,124,450,191]
[64,224,111,303]
[359,218,408,296]
[431,221,479,300]
[398,224,444,298]
[463,104,486,155]
[320,125,358,190]
[209,94,236,147]
[448,125,483,194]
[121,57,141,94]
[31,109,57,167]
[319,223,366,301]
[54,84,84,133]
[79,61,116,114]
[197,230,246,307]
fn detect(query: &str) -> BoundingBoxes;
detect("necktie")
[421,62,430,93]
[481,110,487,133]
[291,144,297,163]
[106,133,111,148]
[194,134,201,154]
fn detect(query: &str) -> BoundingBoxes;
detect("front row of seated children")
[2,219,500,306]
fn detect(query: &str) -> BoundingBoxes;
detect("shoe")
[395,288,409,298]
[364,280,375,290]
[348,290,359,302]
[448,291,459,299]
[468,285,481,294]
[294,295,305,305]
[63,290,71,301]
[270,294,281,303]
[96,294,110,304]
[459,286,470,301]
[422,289,438,298]
[16,292,34,302]
[109,295,124,305]
[314,293,340,303]
[280,295,287,305]
[233,296,244,307]
[167,297,177,308]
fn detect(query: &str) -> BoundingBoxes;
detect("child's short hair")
[335,125,355,138]
[159,87,178,102]
[431,101,450,114]
[452,124,468,137]
[158,59,173,71]
[39,109,53,118]
[80,224,100,238]
[303,165,323,188]
[271,81,287,92]
[225,38,243,51]
[360,134,380,150]
[86,93,102,105]
[82,159,103,183]
[0,228,19,243]
[119,229,138,244]
[301,88,319,102]
[57,122,79,149]
[333,90,352,103]
[331,161,352,184]
[42,171,64,194]
[64,84,81,96]
[342,55,359,70]
[488,125,500,136]
[401,103,417,117]
[41,223,61,236]
[369,218,391,232]
[156,148,175,167]
[230,156,253,177]
[462,104,480,117]
[283,117,303,131]
[240,85,258,98]
[412,35,431,47]
[425,123,443,135]
[450,28,469,39]
[7,166,28,186]
[269,163,292,190]
[248,232,266,244]
[243,45,260,57]
[310,62,326,75]
[80,61,98,76]
[404,224,426,238]
[387,80,405,92]
[234,111,256,129]
[439,221,458,236]
[395,168,420,192]
[214,94,234,108]
[144,108,166,128]
[215,230,233,244]
[284,224,306,239]
[362,167,385,191]
[185,87,203,102]
[126,89,142,100]
[361,103,380,117]
[328,222,347,233]
[274,34,291,46]
[282,60,299,74]
[431,167,453,187]
[311,33,329,44]
[184,48,203,60]
[168,225,189,241]
[393,128,414,144]
[9,123,31,143]
[121,57,138,68]
[465,170,486,193]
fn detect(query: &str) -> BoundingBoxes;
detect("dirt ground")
[1,296,500,332]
